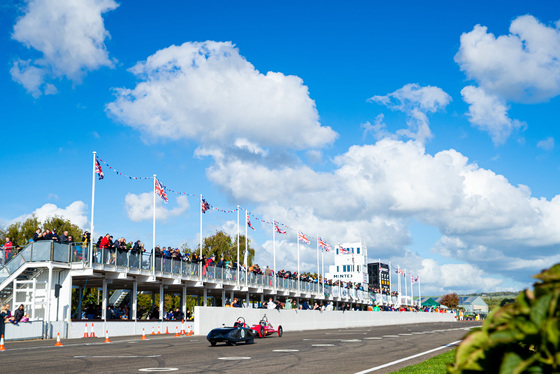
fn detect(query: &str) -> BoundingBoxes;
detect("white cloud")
[460,85,524,144]
[537,136,555,151]
[455,15,560,103]
[106,41,338,150]
[11,0,118,96]
[10,201,89,229]
[456,15,560,144]
[368,83,451,143]
[124,193,189,222]
[200,138,560,289]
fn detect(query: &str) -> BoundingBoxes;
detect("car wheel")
[210,341,217,346]
[229,341,236,346]
[246,338,254,344]
[259,326,265,338]
[278,326,283,337]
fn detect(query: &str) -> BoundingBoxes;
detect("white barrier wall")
[4,321,44,341]
[194,307,456,336]
[68,320,194,339]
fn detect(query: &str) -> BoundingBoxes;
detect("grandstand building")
[325,241,368,285]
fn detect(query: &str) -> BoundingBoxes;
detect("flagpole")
[411,273,414,307]
[321,246,324,295]
[378,258,381,291]
[152,175,156,275]
[245,209,248,288]
[316,235,319,294]
[199,194,202,281]
[418,277,421,308]
[236,205,240,287]
[398,266,401,306]
[90,151,96,267]
[273,219,276,292]
[404,269,408,305]
[389,261,392,303]
[297,234,300,294]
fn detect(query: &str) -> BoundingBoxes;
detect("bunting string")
[96,154,337,249]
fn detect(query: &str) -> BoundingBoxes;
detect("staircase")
[109,289,130,307]
[0,268,46,306]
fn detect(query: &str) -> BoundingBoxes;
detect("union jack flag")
[274,222,286,234]
[298,231,310,244]
[338,244,349,254]
[246,214,255,230]
[201,198,210,213]
[95,157,104,180]
[318,237,330,251]
[154,177,168,204]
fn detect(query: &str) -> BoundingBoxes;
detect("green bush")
[448,263,560,374]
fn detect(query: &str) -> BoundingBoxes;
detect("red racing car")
[251,315,283,338]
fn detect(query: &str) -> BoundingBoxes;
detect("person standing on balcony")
[4,238,12,262]
[59,231,69,244]
[32,228,42,242]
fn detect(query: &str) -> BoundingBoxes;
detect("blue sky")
[1,0,559,295]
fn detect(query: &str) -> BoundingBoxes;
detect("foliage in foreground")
[448,263,560,373]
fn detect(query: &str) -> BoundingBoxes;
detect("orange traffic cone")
[55,332,63,347]
[141,328,147,340]
[157,326,161,335]
[174,326,180,337]
[188,329,193,336]
[0,334,6,351]
[180,319,186,335]
[165,326,170,335]
[83,323,89,338]
[90,323,96,338]
[103,330,111,343]
[151,326,155,335]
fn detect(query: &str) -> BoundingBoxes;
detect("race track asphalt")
[0,321,481,373]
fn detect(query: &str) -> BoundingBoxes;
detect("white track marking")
[273,349,300,352]
[354,340,461,373]
[382,335,399,338]
[138,369,178,372]
[218,357,251,360]
[75,355,160,358]
[312,344,335,347]
[340,339,362,342]
[365,337,382,340]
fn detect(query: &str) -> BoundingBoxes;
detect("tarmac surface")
[0,321,481,373]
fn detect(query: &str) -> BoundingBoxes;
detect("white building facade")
[325,241,368,285]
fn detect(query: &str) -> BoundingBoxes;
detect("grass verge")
[390,348,455,373]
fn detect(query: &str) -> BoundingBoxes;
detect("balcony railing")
[1,241,371,302]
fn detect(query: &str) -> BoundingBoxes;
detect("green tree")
[0,215,41,247]
[0,215,83,247]
[43,215,83,242]
[192,230,255,265]
[440,292,460,309]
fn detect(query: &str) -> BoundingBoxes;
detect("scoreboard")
[367,262,390,291]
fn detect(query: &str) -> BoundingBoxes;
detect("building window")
[357,247,360,254]
[337,266,339,272]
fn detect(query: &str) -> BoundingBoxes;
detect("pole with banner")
[418,276,421,308]
[272,219,276,291]
[411,273,414,307]
[152,175,156,275]
[236,206,240,286]
[316,236,319,293]
[389,261,392,300]
[89,151,97,267]
[297,233,300,294]
[244,209,248,288]
[378,258,381,291]
[199,195,203,281]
